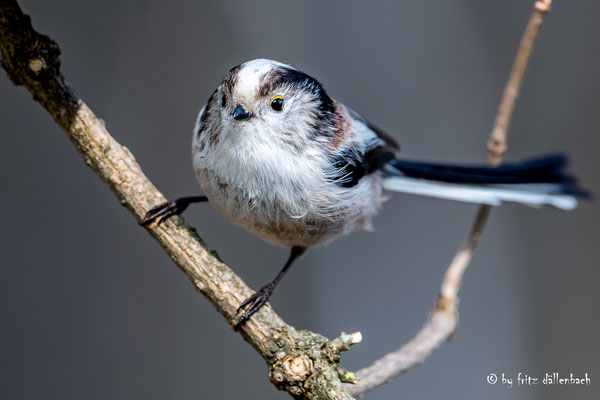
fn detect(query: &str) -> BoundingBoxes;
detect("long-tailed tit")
[143,59,589,329]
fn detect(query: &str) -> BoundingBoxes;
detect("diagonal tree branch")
[345,1,554,397]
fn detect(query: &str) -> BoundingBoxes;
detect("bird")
[142,58,589,330]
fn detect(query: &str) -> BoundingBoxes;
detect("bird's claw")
[234,286,273,330]
[142,200,184,226]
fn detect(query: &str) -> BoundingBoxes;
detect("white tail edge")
[382,176,578,210]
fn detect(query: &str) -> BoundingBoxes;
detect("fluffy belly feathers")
[195,166,384,248]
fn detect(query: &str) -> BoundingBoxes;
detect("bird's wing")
[327,103,399,188]
[343,104,400,151]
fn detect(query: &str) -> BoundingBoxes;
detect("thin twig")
[346,1,553,397]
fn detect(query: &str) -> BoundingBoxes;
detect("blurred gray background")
[1,1,599,399]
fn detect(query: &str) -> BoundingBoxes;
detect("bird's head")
[196,59,336,150]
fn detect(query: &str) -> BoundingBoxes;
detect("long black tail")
[388,154,588,195]
[383,154,589,209]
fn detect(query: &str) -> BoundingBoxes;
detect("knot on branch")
[435,294,457,315]
[486,133,508,166]
[267,330,361,398]
[0,2,77,127]
[0,7,61,85]
[271,351,314,396]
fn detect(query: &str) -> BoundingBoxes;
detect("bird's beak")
[233,105,251,121]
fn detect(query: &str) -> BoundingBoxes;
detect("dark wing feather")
[329,146,396,188]
[328,106,399,188]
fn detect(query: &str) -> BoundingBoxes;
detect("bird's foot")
[142,199,189,226]
[234,285,273,330]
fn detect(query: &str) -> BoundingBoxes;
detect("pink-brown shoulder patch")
[328,101,353,152]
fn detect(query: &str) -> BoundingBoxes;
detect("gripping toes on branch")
[142,195,207,226]
[234,246,305,330]
[235,285,274,330]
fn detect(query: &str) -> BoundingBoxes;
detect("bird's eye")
[270,96,284,111]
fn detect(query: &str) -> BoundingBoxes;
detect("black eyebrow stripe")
[258,67,335,115]
[222,63,242,96]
